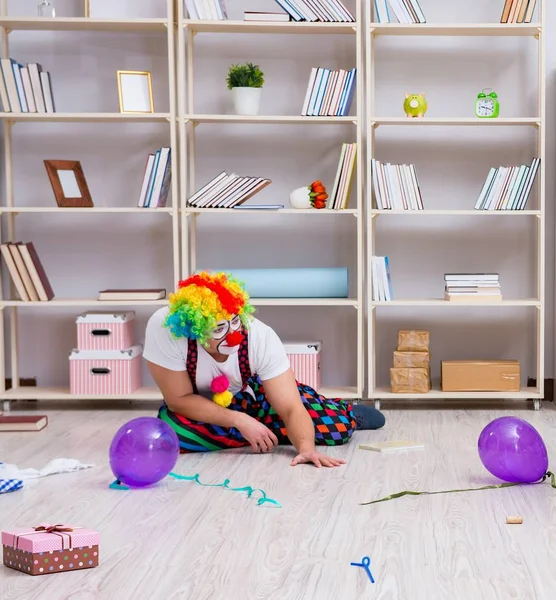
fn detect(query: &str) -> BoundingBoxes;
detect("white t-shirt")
[143,307,291,400]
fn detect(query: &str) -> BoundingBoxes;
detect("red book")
[0,415,48,432]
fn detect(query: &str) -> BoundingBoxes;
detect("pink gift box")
[76,311,135,351]
[284,341,322,391]
[69,345,143,396]
[2,524,100,576]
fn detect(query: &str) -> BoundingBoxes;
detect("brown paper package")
[397,330,430,353]
[441,360,520,392]
[390,367,431,393]
[393,350,430,369]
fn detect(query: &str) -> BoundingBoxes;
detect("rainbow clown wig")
[164,271,255,346]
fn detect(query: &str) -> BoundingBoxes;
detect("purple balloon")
[109,417,180,487]
[478,417,548,483]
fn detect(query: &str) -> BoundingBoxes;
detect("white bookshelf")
[366,1,546,410]
[0,0,179,410]
[178,0,364,400]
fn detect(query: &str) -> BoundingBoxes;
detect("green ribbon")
[360,471,556,506]
[168,472,282,508]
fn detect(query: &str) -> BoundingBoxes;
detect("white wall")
[1,0,554,394]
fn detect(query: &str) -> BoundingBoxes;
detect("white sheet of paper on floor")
[358,441,424,452]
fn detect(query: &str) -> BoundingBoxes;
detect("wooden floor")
[1,400,555,600]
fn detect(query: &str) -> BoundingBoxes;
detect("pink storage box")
[69,345,142,396]
[284,341,322,391]
[76,311,135,351]
[2,523,100,576]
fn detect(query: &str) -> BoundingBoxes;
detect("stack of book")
[137,147,172,208]
[187,171,271,208]
[329,143,357,209]
[184,0,227,20]
[444,273,502,302]
[374,0,426,23]
[500,0,537,23]
[273,0,355,22]
[0,242,55,302]
[371,256,393,301]
[301,67,356,117]
[0,60,55,113]
[474,158,540,211]
[371,159,424,210]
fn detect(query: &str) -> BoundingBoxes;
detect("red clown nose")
[225,331,244,347]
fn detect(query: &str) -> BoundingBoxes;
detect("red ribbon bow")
[34,524,74,534]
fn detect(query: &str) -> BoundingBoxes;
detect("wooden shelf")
[372,299,540,307]
[371,209,541,216]
[0,112,171,123]
[370,23,541,37]
[184,19,357,35]
[186,208,358,215]
[0,298,168,307]
[371,385,542,400]
[0,17,168,32]
[0,207,174,214]
[185,114,356,125]
[371,117,540,127]
[250,298,358,307]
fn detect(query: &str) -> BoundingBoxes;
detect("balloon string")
[168,472,282,507]
[360,470,556,506]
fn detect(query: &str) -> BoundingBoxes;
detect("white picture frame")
[117,71,154,114]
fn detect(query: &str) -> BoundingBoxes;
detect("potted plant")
[226,62,265,116]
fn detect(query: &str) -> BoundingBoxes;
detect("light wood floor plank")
[0,401,555,599]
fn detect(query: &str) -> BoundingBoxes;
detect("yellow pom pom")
[213,391,233,408]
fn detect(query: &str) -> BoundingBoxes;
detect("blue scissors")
[350,556,375,583]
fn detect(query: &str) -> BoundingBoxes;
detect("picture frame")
[44,160,94,208]
[117,70,154,114]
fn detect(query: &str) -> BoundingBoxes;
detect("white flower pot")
[289,187,312,209]
[232,87,262,116]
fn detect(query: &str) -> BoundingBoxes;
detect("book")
[375,0,426,23]
[187,172,271,208]
[0,415,48,432]
[444,273,502,301]
[372,159,424,210]
[97,288,166,301]
[330,143,357,209]
[0,242,54,302]
[184,0,227,20]
[273,0,355,22]
[371,256,393,301]
[500,0,537,23]
[244,12,291,22]
[0,59,55,113]
[358,440,424,452]
[137,148,172,208]
[301,67,356,117]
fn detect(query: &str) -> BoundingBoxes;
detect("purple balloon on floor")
[478,416,548,483]
[109,417,180,487]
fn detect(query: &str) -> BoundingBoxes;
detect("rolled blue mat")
[208,268,349,298]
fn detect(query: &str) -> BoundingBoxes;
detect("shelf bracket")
[371,121,378,129]
[1,27,12,35]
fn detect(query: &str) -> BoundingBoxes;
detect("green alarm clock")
[475,89,499,118]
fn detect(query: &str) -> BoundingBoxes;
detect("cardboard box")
[2,524,99,576]
[283,342,322,391]
[441,360,520,392]
[397,330,430,353]
[390,367,431,393]
[393,350,430,370]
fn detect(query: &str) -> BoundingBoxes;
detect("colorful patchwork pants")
[158,375,357,453]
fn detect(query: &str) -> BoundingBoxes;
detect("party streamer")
[360,470,556,506]
[168,472,282,507]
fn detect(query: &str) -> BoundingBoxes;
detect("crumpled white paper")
[0,458,94,480]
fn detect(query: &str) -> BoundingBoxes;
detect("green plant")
[226,62,265,90]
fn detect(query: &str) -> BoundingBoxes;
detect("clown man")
[144,272,385,468]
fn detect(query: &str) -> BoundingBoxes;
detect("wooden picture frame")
[117,70,154,114]
[44,160,94,208]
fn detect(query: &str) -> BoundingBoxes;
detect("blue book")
[339,69,357,116]
[145,149,161,207]
[312,69,330,116]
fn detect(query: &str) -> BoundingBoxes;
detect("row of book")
[500,0,537,23]
[371,160,424,210]
[329,143,357,209]
[374,0,426,24]
[274,0,355,22]
[137,147,172,208]
[1,242,54,302]
[474,158,540,211]
[187,172,271,208]
[0,59,55,114]
[444,273,502,302]
[184,0,227,20]
[371,256,394,301]
[302,68,356,117]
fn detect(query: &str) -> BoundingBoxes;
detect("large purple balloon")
[109,417,180,487]
[478,417,548,483]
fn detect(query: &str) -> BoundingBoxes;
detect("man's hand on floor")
[290,450,346,468]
